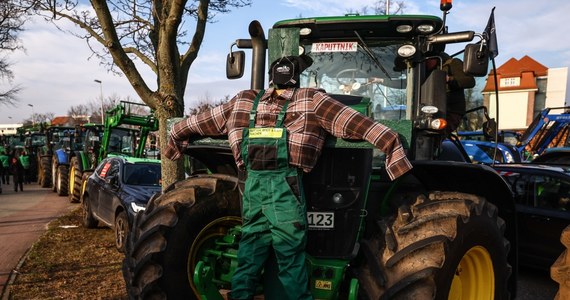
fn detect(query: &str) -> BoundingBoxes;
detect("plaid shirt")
[166,88,412,180]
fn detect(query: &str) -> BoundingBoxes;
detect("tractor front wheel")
[122,175,241,299]
[68,157,82,203]
[56,165,69,196]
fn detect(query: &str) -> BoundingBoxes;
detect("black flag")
[484,7,498,59]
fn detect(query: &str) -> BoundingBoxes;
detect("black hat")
[269,55,313,88]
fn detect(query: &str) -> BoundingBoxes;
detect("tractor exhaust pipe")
[248,21,267,90]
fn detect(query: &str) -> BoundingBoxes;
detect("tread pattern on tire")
[358,191,511,300]
[57,165,69,196]
[69,157,82,203]
[551,225,570,300]
[123,175,240,300]
[39,156,52,188]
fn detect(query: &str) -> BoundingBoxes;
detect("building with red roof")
[482,55,568,130]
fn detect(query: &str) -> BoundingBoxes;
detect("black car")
[531,148,570,165]
[80,156,162,252]
[493,163,570,270]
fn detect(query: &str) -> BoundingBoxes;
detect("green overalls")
[230,90,312,300]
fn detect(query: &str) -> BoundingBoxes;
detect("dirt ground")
[6,207,128,299]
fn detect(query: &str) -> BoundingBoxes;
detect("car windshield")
[300,40,409,121]
[123,163,161,186]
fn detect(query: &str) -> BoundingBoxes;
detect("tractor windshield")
[300,40,410,121]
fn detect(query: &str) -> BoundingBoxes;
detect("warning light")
[440,0,452,11]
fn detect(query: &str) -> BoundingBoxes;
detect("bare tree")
[0,1,28,106]
[188,94,230,116]
[356,0,406,15]
[26,0,251,187]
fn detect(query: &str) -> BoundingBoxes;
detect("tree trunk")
[155,99,185,189]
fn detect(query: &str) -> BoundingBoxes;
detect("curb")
[1,247,32,300]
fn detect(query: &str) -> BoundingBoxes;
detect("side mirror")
[226,51,245,79]
[106,175,119,186]
[463,43,489,76]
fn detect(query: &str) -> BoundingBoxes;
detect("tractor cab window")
[300,41,409,122]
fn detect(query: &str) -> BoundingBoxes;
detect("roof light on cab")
[300,28,312,36]
[417,24,435,34]
[396,24,413,33]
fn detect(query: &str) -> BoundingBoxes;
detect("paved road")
[0,182,76,298]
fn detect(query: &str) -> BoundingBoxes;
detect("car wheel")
[82,194,98,229]
[115,211,129,253]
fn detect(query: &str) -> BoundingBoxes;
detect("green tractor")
[67,101,158,203]
[123,4,517,300]
[36,126,75,189]
[23,131,47,184]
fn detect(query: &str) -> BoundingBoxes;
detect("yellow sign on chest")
[249,128,284,139]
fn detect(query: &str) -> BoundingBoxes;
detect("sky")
[1,0,569,124]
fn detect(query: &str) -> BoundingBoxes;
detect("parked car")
[531,148,570,165]
[80,155,162,252]
[492,163,570,270]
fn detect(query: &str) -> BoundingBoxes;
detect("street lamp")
[94,79,104,123]
[28,104,35,127]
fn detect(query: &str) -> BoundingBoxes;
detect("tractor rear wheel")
[39,156,51,188]
[56,165,69,196]
[68,157,82,203]
[51,158,58,192]
[358,191,511,300]
[122,175,241,300]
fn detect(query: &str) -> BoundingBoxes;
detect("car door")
[517,170,570,269]
[96,159,121,225]
[88,160,111,217]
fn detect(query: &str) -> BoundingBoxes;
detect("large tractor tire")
[38,156,51,188]
[358,191,511,300]
[551,225,570,300]
[51,158,59,192]
[123,174,241,300]
[68,157,83,203]
[56,165,69,196]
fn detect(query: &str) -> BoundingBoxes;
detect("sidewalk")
[0,182,76,298]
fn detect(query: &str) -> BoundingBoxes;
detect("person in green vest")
[0,150,9,185]
[19,151,31,184]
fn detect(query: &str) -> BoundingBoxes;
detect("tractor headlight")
[396,24,413,33]
[397,44,416,58]
[417,24,435,34]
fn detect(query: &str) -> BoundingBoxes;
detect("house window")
[501,77,520,87]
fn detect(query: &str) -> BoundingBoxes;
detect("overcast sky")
[1,0,569,123]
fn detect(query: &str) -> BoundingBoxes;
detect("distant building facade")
[0,124,24,135]
[482,55,569,131]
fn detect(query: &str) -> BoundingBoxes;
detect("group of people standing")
[0,149,31,192]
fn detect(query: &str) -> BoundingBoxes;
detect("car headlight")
[130,202,146,213]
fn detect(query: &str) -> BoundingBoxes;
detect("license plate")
[307,212,334,229]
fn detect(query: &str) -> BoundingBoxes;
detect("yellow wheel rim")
[69,165,75,196]
[448,246,495,300]
[187,216,241,296]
